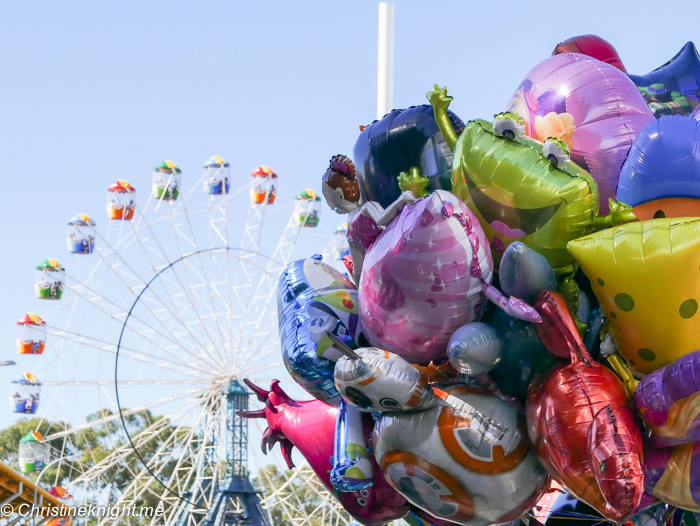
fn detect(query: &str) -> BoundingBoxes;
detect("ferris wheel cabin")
[66,214,96,254]
[250,165,277,205]
[107,180,136,220]
[18,431,50,473]
[10,373,41,414]
[34,259,65,300]
[295,189,321,227]
[16,313,46,355]
[204,156,231,195]
[153,160,181,201]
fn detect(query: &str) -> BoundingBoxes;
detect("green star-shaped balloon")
[398,166,430,198]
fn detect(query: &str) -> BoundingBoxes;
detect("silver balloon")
[334,347,436,412]
[446,322,502,375]
[373,383,548,525]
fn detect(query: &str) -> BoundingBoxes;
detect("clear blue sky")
[0,0,695,428]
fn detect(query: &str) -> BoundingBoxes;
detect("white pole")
[377,2,394,120]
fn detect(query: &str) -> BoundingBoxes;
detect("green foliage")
[0,408,183,511]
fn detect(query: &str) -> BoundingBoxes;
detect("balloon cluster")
[241,36,700,526]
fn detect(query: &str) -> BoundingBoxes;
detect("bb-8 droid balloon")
[334,347,437,412]
[373,384,548,525]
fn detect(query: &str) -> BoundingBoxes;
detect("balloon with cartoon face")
[433,115,601,272]
[278,256,365,402]
[617,115,700,221]
[373,383,548,525]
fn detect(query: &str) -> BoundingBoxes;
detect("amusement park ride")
[3,157,350,526]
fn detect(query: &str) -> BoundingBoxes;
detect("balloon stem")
[325,331,360,359]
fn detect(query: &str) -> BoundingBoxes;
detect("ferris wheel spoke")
[228,197,273,358]
[159,402,222,524]
[208,196,238,367]
[234,203,304,359]
[46,326,207,377]
[95,229,210,353]
[67,258,209,370]
[175,198,231,370]
[156,209,218,366]
[131,205,221,356]
[64,273,217,372]
[110,391,221,523]
[64,272,193,355]
[234,342,281,377]
[71,397,197,484]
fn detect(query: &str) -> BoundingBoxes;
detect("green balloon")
[428,84,635,274]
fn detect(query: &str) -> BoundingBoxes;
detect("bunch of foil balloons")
[241,35,700,526]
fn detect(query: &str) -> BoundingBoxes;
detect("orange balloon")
[632,197,700,221]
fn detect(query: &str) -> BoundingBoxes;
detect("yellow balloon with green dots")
[568,218,700,374]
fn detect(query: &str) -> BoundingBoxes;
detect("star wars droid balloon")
[334,347,438,413]
[359,190,540,365]
[278,256,364,402]
[373,383,549,525]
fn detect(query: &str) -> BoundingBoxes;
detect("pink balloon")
[239,380,411,526]
[359,191,493,364]
[506,53,654,213]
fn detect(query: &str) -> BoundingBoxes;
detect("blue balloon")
[353,105,464,208]
[498,241,556,303]
[584,307,605,353]
[617,115,700,207]
[483,308,549,398]
[629,42,700,103]
[278,256,364,402]
[331,400,374,491]
[693,104,700,120]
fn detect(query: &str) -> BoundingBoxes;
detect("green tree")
[0,409,184,512]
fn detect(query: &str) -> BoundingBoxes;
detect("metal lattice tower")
[173,381,270,526]
[225,381,249,480]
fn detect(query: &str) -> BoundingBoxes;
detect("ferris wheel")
[9,157,351,526]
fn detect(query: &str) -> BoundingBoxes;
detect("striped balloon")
[358,190,493,364]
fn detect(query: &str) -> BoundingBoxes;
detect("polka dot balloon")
[568,218,700,374]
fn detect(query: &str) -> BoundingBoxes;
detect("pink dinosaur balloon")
[358,190,495,364]
[238,379,411,526]
[507,53,654,213]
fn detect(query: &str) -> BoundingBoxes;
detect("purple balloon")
[506,53,654,213]
[644,440,700,511]
[636,349,700,447]
[358,190,494,364]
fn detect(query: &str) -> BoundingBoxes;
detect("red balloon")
[553,34,627,72]
[526,291,644,522]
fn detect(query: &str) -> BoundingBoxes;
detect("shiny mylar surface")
[526,291,644,522]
